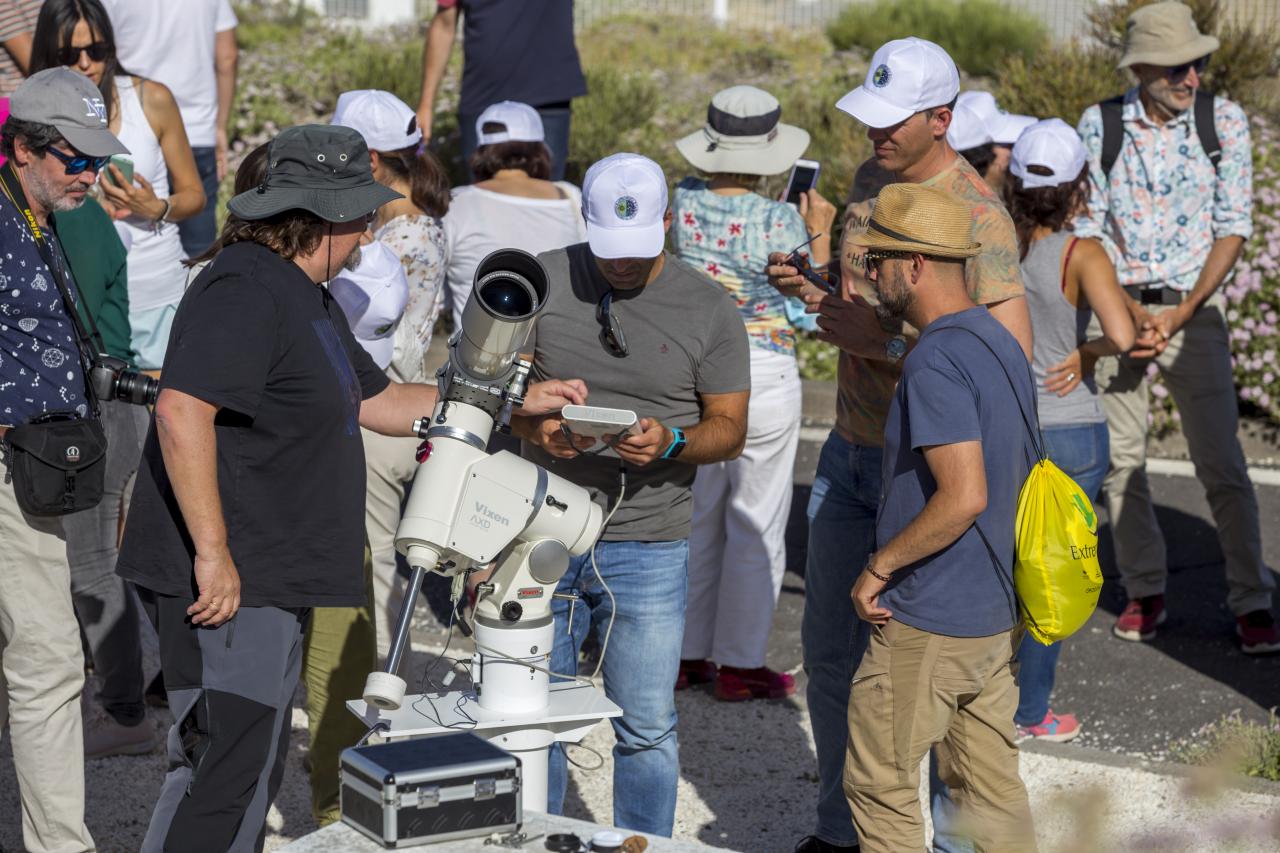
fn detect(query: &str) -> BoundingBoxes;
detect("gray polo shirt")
[524,243,750,542]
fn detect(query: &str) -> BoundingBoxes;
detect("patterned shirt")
[671,178,816,356]
[1076,89,1253,291]
[836,156,1024,447]
[0,194,89,427]
[377,214,446,384]
[0,1,39,97]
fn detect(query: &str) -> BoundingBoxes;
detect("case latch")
[397,785,439,809]
[475,777,497,800]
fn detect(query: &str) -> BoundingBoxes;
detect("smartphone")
[104,155,134,188]
[784,158,821,206]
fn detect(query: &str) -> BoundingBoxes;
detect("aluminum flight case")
[340,732,521,847]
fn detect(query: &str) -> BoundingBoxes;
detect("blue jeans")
[1015,421,1109,726]
[460,102,572,182]
[175,145,218,258]
[546,538,687,836]
[805,432,969,852]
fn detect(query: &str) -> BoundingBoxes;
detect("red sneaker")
[1016,709,1081,743]
[714,666,796,701]
[1237,610,1280,655]
[675,658,717,691]
[1113,594,1167,641]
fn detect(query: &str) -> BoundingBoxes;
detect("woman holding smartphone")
[32,0,204,371]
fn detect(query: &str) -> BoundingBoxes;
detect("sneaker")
[1113,594,1167,641]
[794,836,859,853]
[84,709,159,759]
[675,658,717,691]
[1016,709,1081,743]
[1237,610,1280,655]
[715,665,796,701]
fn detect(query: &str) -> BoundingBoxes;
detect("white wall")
[299,0,419,28]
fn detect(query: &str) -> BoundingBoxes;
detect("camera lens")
[115,371,160,406]
[477,272,535,319]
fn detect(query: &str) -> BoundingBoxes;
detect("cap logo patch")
[82,97,106,123]
[614,196,638,220]
[872,65,892,88]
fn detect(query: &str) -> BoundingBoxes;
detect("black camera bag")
[4,412,107,516]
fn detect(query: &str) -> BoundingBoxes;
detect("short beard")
[26,165,83,214]
[874,263,913,324]
[342,243,363,273]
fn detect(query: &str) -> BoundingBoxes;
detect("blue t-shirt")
[0,194,89,427]
[877,306,1036,638]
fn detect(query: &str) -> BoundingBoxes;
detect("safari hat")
[850,183,980,259]
[228,124,401,223]
[675,85,810,176]
[1118,1,1218,69]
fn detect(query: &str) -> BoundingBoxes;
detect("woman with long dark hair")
[1003,118,1134,742]
[31,0,204,371]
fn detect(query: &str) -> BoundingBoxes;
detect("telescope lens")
[478,273,535,318]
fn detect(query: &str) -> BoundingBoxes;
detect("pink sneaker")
[1113,594,1166,641]
[1237,610,1280,655]
[1016,710,1081,743]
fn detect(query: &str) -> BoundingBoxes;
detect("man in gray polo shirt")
[516,153,749,835]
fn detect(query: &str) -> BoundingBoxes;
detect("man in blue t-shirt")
[841,184,1039,853]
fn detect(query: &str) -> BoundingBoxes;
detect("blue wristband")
[660,426,686,460]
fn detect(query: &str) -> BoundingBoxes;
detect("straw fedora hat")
[850,184,980,259]
[675,85,810,176]
[1118,1,1219,70]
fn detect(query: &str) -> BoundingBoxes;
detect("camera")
[88,356,159,407]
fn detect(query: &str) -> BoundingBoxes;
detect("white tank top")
[112,77,186,311]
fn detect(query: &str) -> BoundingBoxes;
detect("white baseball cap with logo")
[1009,118,1088,189]
[954,90,1036,146]
[476,101,545,146]
[328,240,410,370]
[836,37,960,129]
[331,89,422,152]
[581,153,668,260]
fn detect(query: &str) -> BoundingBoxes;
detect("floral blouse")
[1076,89,1253,291]
[377,214,447,383]
[671,178,815,356]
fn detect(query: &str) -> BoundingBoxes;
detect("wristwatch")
[885,334,908,363]
[660,426,686,460]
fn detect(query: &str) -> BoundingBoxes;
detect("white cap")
[1010,118,1088,189]
[332,89,421,152]
[946,98,993,152]
[955,90,1037,146]
[476,101,545,146]
[581,153,668,260]
[836,37,960,129]
[328,241,409,370]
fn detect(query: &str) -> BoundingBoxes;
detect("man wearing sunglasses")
[0,67,128,853]
[516,153,750,836]
[1076,1,1277,653]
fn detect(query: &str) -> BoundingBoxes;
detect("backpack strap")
[1194,89,1222,171]
[1099,95,1126,179]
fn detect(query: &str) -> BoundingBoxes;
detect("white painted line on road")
[799,426,1280,486]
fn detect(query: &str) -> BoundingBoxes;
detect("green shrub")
[826,0,1048,78]
[1170,710,1280,782]
[994,44,1124,124]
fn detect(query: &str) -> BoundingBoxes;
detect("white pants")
[684,348,802,669]
[362,427,422,659]
[0,477,95,852]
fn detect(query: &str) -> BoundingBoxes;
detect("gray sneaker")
[84,708,159,759]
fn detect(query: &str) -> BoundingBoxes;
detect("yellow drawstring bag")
[1014,459,1104,644]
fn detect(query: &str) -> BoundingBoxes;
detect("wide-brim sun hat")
[675,85,810,176]
[228,124,401,223]
[1118,1,1219,69]
[850,183,980,259]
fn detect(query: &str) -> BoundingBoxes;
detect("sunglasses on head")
[1166,55,1210,81]
[58,41,111,66]
[45,146,109,176]
[596,289,628,357]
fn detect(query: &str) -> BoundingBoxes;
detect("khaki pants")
[362,427,421,658]
[844,621,1036,853]
[1095,295,1274,615]
[0,478,95,852]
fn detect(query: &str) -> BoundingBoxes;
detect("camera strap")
[0,163,105,413]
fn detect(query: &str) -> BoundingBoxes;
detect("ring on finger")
[1067,372,1076,381]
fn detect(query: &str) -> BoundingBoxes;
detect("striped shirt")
[0,1,39,97]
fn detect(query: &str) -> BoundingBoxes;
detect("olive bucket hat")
[227,124,401,223]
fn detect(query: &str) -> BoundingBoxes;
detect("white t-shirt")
[101,0,237,147]
[442,183,588,320]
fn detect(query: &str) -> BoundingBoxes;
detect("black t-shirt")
[456,0,587,117]
[116,242,390,608]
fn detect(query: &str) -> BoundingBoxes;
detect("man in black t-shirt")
[116,124,585,853]
[415,0,587,180]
